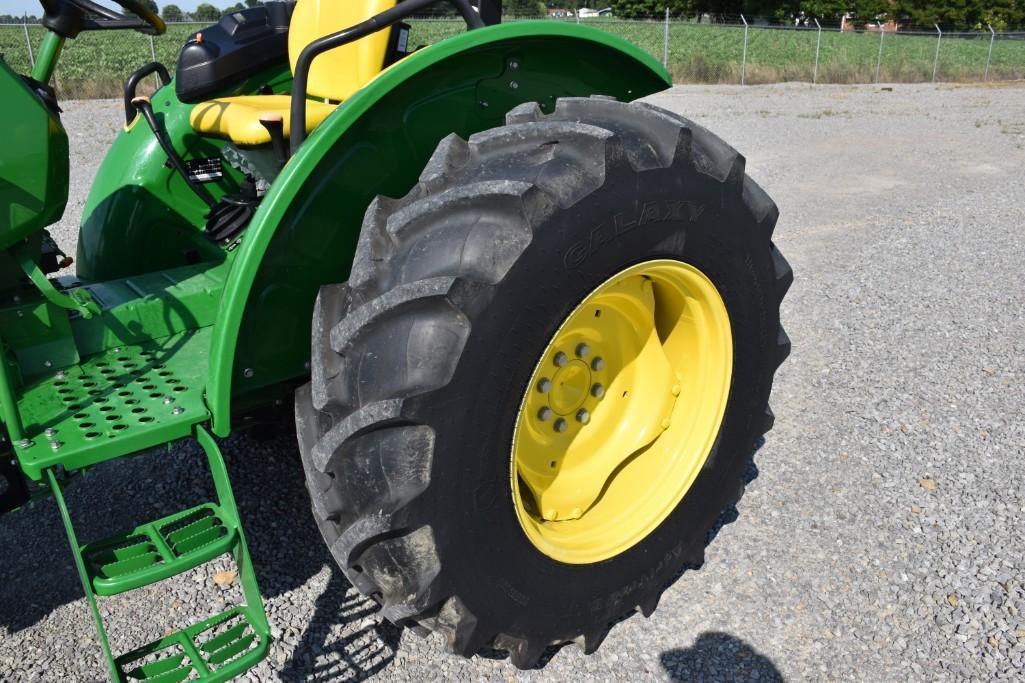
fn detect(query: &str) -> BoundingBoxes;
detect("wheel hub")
[547,359,591,416]
[510,260,733,563]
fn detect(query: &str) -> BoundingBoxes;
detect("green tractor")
[0,0,791,678]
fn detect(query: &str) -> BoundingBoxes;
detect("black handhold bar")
[124,61,171,124]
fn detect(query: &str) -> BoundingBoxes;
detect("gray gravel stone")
[1,81,1024,682]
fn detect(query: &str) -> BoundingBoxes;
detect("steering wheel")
[42,0,166,36]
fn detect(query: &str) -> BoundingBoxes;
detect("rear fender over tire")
[203,24,672,434]
[296,96,792,667]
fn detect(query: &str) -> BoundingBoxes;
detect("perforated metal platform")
[13,328,212,479]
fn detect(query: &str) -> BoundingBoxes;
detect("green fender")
[207,21,671,435]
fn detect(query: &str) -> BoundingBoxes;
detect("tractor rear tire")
[295,97,791,668]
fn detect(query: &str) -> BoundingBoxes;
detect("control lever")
[258,113,288,168]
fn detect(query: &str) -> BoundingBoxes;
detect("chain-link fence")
[2,16,1023,98]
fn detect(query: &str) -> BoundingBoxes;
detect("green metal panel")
[75,90,224,281]
[76,67,294,282]
[0,57,69,251]
[207,21,671,435]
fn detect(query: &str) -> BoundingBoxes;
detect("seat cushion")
[189,95,337,146]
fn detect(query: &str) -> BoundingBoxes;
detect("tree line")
[4,0,1022,30]
[578,0,1022,29]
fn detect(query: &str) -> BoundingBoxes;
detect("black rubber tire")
[295,97,792,668]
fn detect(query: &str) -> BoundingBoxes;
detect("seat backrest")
[288,0,398,102]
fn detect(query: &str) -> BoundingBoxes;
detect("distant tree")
[505,0,545,17]
[892,0,1024,28]
[611,0,696,19]
[193,3,221,20]
[800,0,849,23]
[227,2,245,10]
[140,0,159,15]
[162,3,183,21]
[244,0,261,6]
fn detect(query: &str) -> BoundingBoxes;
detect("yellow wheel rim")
[510,259,733,564]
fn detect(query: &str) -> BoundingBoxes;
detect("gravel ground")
[2,82,1025,682]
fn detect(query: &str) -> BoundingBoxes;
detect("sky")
[1,0,211,16]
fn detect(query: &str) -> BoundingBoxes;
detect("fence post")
[874,22,884,83]
[813,18,821,84]
[931,24,942,83]
[662,7,669,68]
[984,24,995,81]
[148,34,159,89]
[740,14,749,86]
[23,22,35,68]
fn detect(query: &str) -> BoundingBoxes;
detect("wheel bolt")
[554,418,567,433]
[537,407,552,421]
[591,357,605,371]
[554,352,568,367]
[576,409,590,425]
[671,384,681,396]
[591,383,605,398]
[575,343,590,358]
[537,378,552,393]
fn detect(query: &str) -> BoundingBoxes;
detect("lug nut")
[554,418,567,433]
[44,427,55,437]
[50,440,62,450]
[537,407,552,421]
[671,384,681,396]
[575,343,590,358]
[591,383,605,398]
[172,406,184,415]
[537,378,552,393]
[17,438,31,448]
[163,396,174,405]
[591,357,605,371]
[576,409,590,425]
[554,352,568,367]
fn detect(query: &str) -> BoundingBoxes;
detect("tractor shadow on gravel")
[660,632,784,682]
[221,430,402,682]
[0,427,402,681]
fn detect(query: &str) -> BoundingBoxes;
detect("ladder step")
[116,606,268,683]
[81,503,238,596]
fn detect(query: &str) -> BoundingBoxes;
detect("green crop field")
[1,18,1022,98]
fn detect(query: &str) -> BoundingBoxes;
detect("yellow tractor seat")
[190,0,397,146]
[190,96,337,146]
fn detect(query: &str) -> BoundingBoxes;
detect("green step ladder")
[48,426,269,682]
[7,333,270,681]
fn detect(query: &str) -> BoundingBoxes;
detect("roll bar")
[289,0,487,155]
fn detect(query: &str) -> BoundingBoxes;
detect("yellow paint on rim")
[510,259,733,564]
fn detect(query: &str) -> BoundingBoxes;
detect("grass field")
[1,18,1022,97]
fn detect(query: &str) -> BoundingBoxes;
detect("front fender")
[207,21,671,435]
